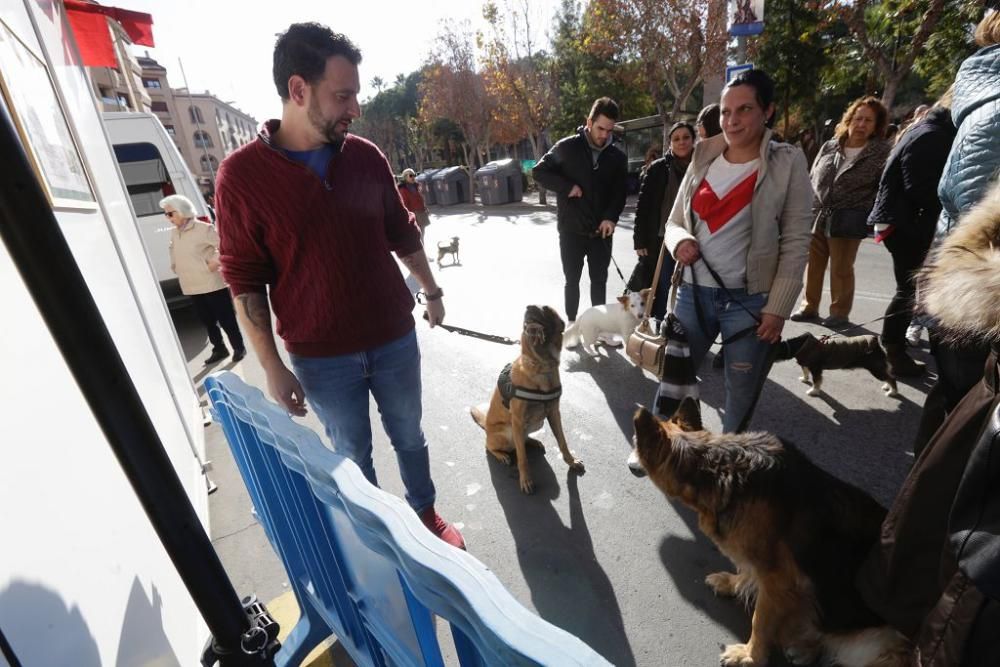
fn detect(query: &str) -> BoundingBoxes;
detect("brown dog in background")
[471,305,584,493]
[775,332,899,398]
[632,398,910,667]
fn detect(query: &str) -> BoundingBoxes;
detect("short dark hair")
[695,104,721,137]
[273,23,362,101]
[589,97,621,122]
[724,69,776,115]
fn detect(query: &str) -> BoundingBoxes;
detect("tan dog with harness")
[471,305,584,493]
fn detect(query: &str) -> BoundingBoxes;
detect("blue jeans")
[290,329,435,512]
[655,283,774,433]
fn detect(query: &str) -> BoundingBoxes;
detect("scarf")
[659,153,691,237]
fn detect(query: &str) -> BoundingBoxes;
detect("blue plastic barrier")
[205,371,610,667]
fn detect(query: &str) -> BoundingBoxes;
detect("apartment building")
[89,17,151,113]
[109,54,258,195]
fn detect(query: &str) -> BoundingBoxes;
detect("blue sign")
[725,63,754,82]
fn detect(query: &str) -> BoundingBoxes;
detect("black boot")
[884,343,926,378]
[204,347,230,365]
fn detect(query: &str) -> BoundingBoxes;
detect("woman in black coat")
[867,103,956,381]
[631,121,696,318]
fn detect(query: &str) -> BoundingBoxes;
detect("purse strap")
[642,241,680,323]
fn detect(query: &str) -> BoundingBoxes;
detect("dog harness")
[497,363,562,409]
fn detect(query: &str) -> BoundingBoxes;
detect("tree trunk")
[881,75,900,113]
[529,133,547,205]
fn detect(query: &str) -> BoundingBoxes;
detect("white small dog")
[564,289,650,355]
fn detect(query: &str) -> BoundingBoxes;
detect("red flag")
[64,0,155,67]
[109,7,154,47]
[65,4,116,67]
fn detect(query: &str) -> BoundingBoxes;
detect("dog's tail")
[822,627,911,667]
[563,319,580,348]
[469,403,489,431]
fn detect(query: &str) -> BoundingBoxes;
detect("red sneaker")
[419,507,466,550]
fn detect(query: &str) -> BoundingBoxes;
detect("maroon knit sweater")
[216,121,422,357]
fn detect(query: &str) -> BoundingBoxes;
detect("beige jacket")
[663,130,814,318]
[169,220,227,295]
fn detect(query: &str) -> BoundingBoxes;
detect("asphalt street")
[173,193,932,666]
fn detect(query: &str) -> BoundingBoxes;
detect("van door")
[112,141,183,303]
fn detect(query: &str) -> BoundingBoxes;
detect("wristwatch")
[425,287,444,301]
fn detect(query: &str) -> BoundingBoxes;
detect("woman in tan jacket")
[163,194,245,365]
[661,69,814,433]
[791,97,890,327]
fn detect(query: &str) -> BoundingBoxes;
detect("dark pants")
[881,242,927,345]
[628,244,675,320]
[913,333,990,456]
[190,288,244,354]
[559,232,612,321]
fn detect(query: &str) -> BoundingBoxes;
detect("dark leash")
[420,310,518,346]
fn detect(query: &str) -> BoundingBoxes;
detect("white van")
[103,111,211,307]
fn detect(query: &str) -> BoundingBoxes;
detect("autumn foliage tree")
[481,0,558,202]
[585,0,727,145]
[420,21,495,196]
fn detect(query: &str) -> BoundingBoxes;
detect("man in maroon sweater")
[215,23,464,549]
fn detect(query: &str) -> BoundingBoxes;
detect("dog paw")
[705,572,740,597]
[519,475,535,495]
[883,383,900,397]
[490,450,512,466]
[806,387,821,397]
[719,643,758,666]
[798,376,811,384]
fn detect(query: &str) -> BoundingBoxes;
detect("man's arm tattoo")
[236,292,270,330]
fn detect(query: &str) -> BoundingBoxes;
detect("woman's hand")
[756,313,785,344]
[636,248,648,257]
[674,240,701,266]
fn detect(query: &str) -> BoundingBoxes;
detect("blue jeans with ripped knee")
[289,329,435,512]
[655,283,774,433]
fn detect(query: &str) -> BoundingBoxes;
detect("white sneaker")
[905,324,923,347]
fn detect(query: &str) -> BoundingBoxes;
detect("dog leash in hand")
[421,312,518,345]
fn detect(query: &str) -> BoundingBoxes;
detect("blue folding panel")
[205,371,610,667]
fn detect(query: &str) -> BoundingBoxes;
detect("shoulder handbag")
[626,241,672,377]
[828,207,870,239]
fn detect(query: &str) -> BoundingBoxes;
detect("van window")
[112,142,176,217]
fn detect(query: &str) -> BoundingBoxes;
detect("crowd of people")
[160,10,1000,664]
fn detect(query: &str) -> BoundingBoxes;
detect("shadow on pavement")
[487,449,637,667]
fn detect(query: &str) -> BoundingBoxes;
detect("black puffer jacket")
[532,127,627,236]
[867,107,956,252]
[633,154,688,252]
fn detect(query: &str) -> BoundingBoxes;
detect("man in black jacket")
[533,97,627,322]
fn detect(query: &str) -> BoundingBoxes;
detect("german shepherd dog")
[632,398,910,666]
[776,332,899,398]
[471,305,584,494]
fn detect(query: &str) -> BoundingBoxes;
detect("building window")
[111,142,174,217]
[193,130,213,148]
[164,124,176,136]
[189,106,205,124]
[150,101,168,113]
[199,155,219,172]
[142,77,161,89]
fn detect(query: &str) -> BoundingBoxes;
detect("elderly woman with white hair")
[398,168,430,241]
[162,194,245,365]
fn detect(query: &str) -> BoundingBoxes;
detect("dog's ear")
[617,295,629,306]
[671,397,703,432]
[634,407,667,450]
[639,287,652,300]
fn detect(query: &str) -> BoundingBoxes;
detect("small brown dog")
[776,332,898,397]
[436,236,460,266]
[471,305,584,493]
[632,399,910,667]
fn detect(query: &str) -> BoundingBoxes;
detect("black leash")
[422,312,518,345]
[689,257,761,346]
